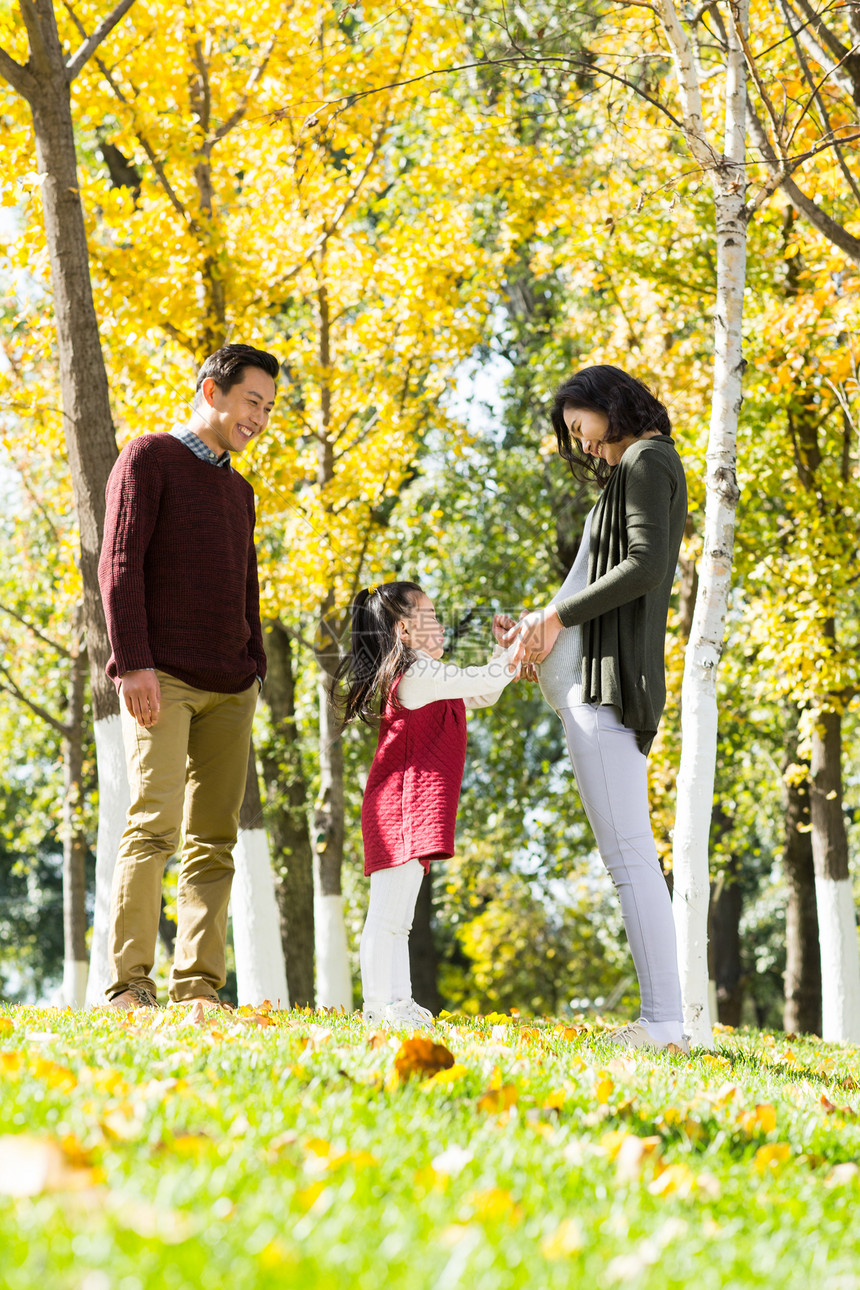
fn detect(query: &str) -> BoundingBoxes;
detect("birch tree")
[0,0,141,1004]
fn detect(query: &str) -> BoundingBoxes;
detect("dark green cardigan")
[554,435,687,755]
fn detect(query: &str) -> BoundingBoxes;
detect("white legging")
[560,703,683,1026]
[360,858,426,1008]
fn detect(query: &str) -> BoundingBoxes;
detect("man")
[98,343,279,1010]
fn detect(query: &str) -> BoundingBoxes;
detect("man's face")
[198,367,277,455]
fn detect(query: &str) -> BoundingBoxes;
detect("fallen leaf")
[424,1062,468,1087]
[476,1084,518,1114]
[464,1187,522,1223]
[753,1143,791,1174]
[0,1135,99,1196]
[541,1218,585,1260]
[394,1037,455,1082]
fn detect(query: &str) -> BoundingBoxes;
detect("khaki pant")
[108,670,258,1002]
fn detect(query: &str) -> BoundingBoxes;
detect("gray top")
[536,508,594,713]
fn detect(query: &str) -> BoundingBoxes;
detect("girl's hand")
[492,613,518,646]
[501,606,563,663]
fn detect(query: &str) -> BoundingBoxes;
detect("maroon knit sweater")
[98,433,266,693]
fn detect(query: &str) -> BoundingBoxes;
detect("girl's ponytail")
[332,581,423,725]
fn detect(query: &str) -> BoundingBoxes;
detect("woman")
[504,364,689,1053]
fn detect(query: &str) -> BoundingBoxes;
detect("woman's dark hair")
[332,581,424,725]
[193,343,280,409]
[551,364,671,487]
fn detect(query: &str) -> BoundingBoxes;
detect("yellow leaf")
[31,1058,76,1092]
[753,1143,791,1174]
[477,1084,518,1114]
[465,1187,522,1223]
[424,1063,469,1087]
[738,1103,777,1137]
[296,1181,326,1212]
[541,1218,585,1259]
[594,1074,614,1105]
[648,1162,695,1197]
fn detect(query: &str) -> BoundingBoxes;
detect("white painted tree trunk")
[63,960,89,1008]
[661,0,749,1047]
[816,877,860,1043]
[86,714,130,1006]
[231,828,290,1008]
[315,892,352,1010]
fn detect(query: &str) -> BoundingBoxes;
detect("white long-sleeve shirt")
[398,642,521,711]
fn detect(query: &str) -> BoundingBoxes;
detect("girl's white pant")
[360,857,425,1007]
[560,703,683,1026]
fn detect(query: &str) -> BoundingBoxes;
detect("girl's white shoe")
[363,999,434,1030]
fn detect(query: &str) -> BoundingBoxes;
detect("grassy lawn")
[0,1004,858,1289]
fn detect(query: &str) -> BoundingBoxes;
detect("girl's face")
[564,405,638,468]
[398,593,445,659]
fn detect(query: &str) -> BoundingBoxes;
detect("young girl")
[335,581,524,1029]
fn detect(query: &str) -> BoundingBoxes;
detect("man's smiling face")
[196,367,277,456]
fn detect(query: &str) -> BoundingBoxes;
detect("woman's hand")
[501,605,563,663]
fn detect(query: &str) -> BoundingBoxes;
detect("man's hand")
[121,670,161,728]
[500,605,563,663]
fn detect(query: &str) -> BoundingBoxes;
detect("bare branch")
[781,0,857,99]
[0,665,69,737]
[0,45,38,100]
[270,53,686,136]
[747,102,860,262]
[66,0,137,83]
[785,38,860,152]
[61,2,191,224]
[783,0,860,205]
[0,602,71,657]
[212,27,282,142]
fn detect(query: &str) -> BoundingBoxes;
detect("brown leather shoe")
[109,984,159,1010]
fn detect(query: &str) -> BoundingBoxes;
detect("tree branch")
[66,0,137,82]
[0,603,71,657]
[61,1,192,225]
[0,45,38,100]
[747,101,860,261]
[655,0,722,170]
[0,666,69,737]
[783,0,860,205]
[212,26,282,142]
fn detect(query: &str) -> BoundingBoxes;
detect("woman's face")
[397,593,445,659]
[563,405,637,468]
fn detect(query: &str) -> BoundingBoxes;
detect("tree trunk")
[61,620,89,1006]
[312,271,352,1011]
[667,0,749,1047]
[314,608,352,1010]
[409,870,441,1015]
[707,856,743,1027]
[0,4,133,1005]
[258,619,316,1007]
[782,727,821,1036]
[231,739,290,1008]
[809,704,860,1042]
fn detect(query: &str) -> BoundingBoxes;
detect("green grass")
[1,1005,858,1289]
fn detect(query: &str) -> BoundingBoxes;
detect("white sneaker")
[606,1018,690,1055]
[363,999,434,1030]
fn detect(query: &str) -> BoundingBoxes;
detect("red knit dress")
[361,676,468,876]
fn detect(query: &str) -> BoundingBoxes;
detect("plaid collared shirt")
[169,424,231,470]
